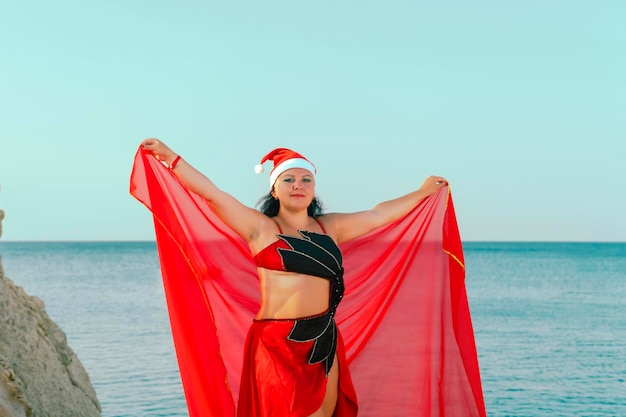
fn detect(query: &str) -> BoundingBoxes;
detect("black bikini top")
[254,218,343,280]
[254,217,345,376]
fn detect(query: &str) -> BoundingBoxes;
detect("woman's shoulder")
[314,213,345,237]
[316,210,379,244]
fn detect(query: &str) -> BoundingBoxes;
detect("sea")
[0,241,624,417]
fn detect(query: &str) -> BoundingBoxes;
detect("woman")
[138,139,460,417]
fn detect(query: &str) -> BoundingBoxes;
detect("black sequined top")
[255,230,344,376]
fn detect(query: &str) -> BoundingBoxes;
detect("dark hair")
[256,191,325,217]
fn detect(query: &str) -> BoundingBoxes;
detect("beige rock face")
[0,211,101,417]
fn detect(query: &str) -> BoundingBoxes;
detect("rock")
[0,211,101,417]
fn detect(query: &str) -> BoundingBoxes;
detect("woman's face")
[272,168,315,210]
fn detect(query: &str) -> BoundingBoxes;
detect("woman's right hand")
[140,138,178,166]
[139,138,269,245]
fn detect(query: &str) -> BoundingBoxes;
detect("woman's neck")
[275,209,312,231]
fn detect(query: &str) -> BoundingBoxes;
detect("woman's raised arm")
[140,138,268,242]
[322,175,447,244]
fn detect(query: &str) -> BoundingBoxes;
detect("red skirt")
[237,316,358,417]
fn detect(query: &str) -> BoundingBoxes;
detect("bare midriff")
[255,268,331,320]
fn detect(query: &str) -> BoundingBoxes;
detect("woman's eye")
[283,178,294,182]
[303,178,312,183]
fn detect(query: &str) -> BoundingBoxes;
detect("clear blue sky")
[1,1,624,241]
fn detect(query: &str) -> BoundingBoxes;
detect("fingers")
[139,138,177,167]
[430,175,448,186]
[420,175,447,196]
[140,138,159,148]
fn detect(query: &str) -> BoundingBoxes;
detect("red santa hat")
[254,148,316,186]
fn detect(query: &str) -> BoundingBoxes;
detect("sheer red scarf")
[130,148,486,417]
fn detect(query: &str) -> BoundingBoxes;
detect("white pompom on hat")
[254,148,316,186]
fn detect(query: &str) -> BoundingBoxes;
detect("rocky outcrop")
[0,210,101,417]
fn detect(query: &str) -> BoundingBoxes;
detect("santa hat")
[254,148,316,186]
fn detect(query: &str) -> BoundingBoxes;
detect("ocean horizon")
[0,241,624,416]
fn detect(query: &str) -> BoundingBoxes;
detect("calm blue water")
[0,241,624,417]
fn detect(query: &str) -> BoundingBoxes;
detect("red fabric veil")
[130,148,486,417]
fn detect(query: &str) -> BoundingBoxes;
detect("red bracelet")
[169,155,181,170]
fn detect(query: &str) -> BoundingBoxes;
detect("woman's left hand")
[420,175,448,196]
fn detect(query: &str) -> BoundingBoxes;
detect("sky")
[0,0,624,242]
